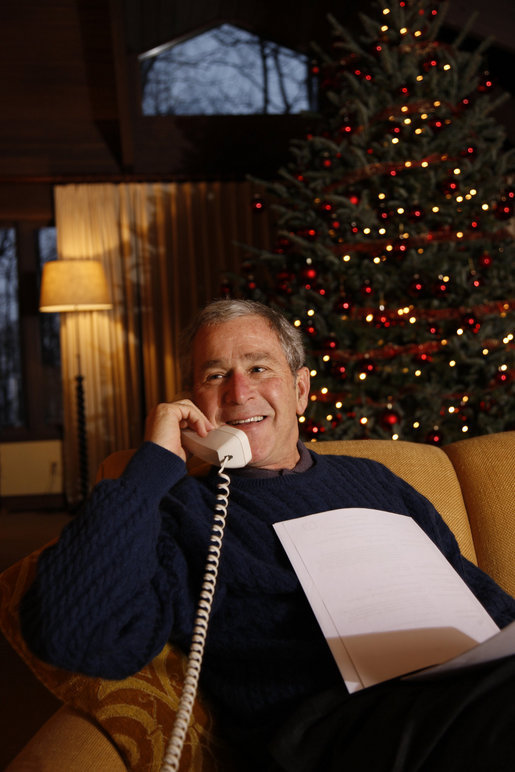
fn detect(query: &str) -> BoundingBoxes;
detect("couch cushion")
[5,705,127,772]
[0,548,234,772]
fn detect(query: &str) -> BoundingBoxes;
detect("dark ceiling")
[0,0,513,221]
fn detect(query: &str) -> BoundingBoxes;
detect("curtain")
[54,182,274,503]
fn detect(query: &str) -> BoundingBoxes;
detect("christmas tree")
[240,0,515,444]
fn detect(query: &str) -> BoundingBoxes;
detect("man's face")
[192,315,310,470]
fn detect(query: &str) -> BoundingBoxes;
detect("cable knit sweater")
[20,442,515,740]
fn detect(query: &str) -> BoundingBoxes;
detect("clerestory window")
[140,23,316,116]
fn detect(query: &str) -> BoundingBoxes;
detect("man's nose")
[223,371,252,404]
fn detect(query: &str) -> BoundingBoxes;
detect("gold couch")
[1,431,514,771]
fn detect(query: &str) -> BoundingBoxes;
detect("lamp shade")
[39,259,112,312]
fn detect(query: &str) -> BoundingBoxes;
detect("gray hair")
[181,299,306,387]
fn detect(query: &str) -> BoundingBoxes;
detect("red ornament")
[494,194,513,220]
[426,430,442,445]
[297,227,317,241]
[409,277,425,295]
[380,409,400,428]
[251,195,265,211]
[339,121,354,136]
[373,311,391,328]
[331,363,347,381]
[379,208,395,222]
[468,270,483,288]
[302,419,324,438]
[301,266,317,283]
[433,279,450,296]
[429,118,445,133]
[438,178,459,196]
[462,313,481,334]
[407,205,425,222]
[357,358,377,376]
[323,334,339,351]
[360,280,374,297]
[460,145,477,158]
[390,240,408,261]
[422,55,439,72]
[388,123,402,137]
[477,72,494,92]
[414,352,433,365]
[334,294,353,315]
[478,252,492,269]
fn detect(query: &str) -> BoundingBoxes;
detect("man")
[21,299,515,771]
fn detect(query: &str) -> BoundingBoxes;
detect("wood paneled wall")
[0,0,513,221]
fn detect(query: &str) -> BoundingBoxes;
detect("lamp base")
[75,372,89,503]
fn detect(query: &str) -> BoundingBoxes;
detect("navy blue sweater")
[21,442,515,737]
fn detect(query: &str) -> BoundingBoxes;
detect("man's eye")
[251,366,266,374]
[206,373,224,382]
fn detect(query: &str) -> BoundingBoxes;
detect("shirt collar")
[229,440,313,479]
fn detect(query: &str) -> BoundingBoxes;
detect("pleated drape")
[54,182,273,502]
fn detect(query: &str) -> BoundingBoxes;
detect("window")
[37,228,60,372]
[0,228,22,427]
[0,224,61,438]
[140,23,315,116]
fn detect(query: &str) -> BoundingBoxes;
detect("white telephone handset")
[181,425,252,467]
[161,425,251,771]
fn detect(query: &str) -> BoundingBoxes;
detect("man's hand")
[144,399,214,461]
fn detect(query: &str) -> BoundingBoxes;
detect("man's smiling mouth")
[227,416,265,425]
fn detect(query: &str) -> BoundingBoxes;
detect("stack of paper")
[274,508,514,693]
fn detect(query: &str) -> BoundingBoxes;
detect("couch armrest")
[444,431,515,597]
[5,705,126,772]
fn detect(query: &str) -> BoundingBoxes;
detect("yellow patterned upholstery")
[0,547,233,772]
[1,431,514,770]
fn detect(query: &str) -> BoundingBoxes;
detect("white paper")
[274,508,501,692]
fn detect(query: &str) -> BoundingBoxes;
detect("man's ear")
[295,366,310,415]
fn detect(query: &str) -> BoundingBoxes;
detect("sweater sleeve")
[20,442,190,679]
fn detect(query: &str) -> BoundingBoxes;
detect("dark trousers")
[269,656,515,772]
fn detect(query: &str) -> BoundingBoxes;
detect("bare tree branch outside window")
[140,23,316,116]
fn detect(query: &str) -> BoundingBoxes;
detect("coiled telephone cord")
[160,457,231,772]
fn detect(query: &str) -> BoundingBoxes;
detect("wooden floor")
[0,508,72,769]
